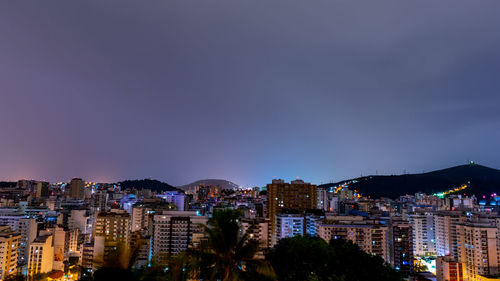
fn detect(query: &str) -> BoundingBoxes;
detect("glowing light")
[432,184,468,198]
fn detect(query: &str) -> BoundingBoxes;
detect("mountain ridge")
[319,163,500,198]
[118,179,182,192]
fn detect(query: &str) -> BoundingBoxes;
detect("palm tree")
[192,209,275,281]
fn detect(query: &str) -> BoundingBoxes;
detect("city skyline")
[2,1,500,186]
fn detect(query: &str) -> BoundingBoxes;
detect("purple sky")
[1,1,500,186]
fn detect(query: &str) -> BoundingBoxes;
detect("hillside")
[118,179,181,193]
[319,163,500,198]
[179,179,239,191]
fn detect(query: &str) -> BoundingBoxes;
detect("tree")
[266,236,403,281]
[266,236,335,281]
[193,209,275,281]
[137,253,192,281]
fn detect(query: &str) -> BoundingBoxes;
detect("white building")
[408,212,436,256]
[434,211,466,257]
[275,213,304,241]
[69,209,92,235]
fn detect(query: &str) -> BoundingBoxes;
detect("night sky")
[1,1,500,186]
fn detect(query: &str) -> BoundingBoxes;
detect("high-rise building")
[317,189,329,211]
[131,206,150,233]
[92,191,108,213]
[81,242,94,274]
[389,218,414,275]
[68,228,79,255]
[434,211,467,257]
[409,212,436,256]
[0,226,20,280]
[18,218,37,265]
[152,211,206,262]
[93,210,130,265]
[267,179,317,245]
[35,182,50,198]
[68,178,85,200]
[457,221,499,281]
[27,235,54,279]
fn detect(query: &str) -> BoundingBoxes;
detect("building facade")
[152,211,206,262]
[266,179,317,245]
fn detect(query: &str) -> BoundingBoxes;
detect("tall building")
[68,178,85,200]
[92,191,108,213]
[68,228,79,254]
[457,221,499,281]
[152,211,206,262]
[131,206,150,233]
[81,242,94,275]
[18,218,37,265]
[434,211,466,257]
[35,182,50,198]
[93,211,130,265]
[317,189,329,211]
[267,179,317,245]
[389,218,414,275]
[27,235,54,279]
[409,212,436,256]
[0,226,20,280]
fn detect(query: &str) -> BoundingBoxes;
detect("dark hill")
[118,179,181,193]
[319,163,500,198]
